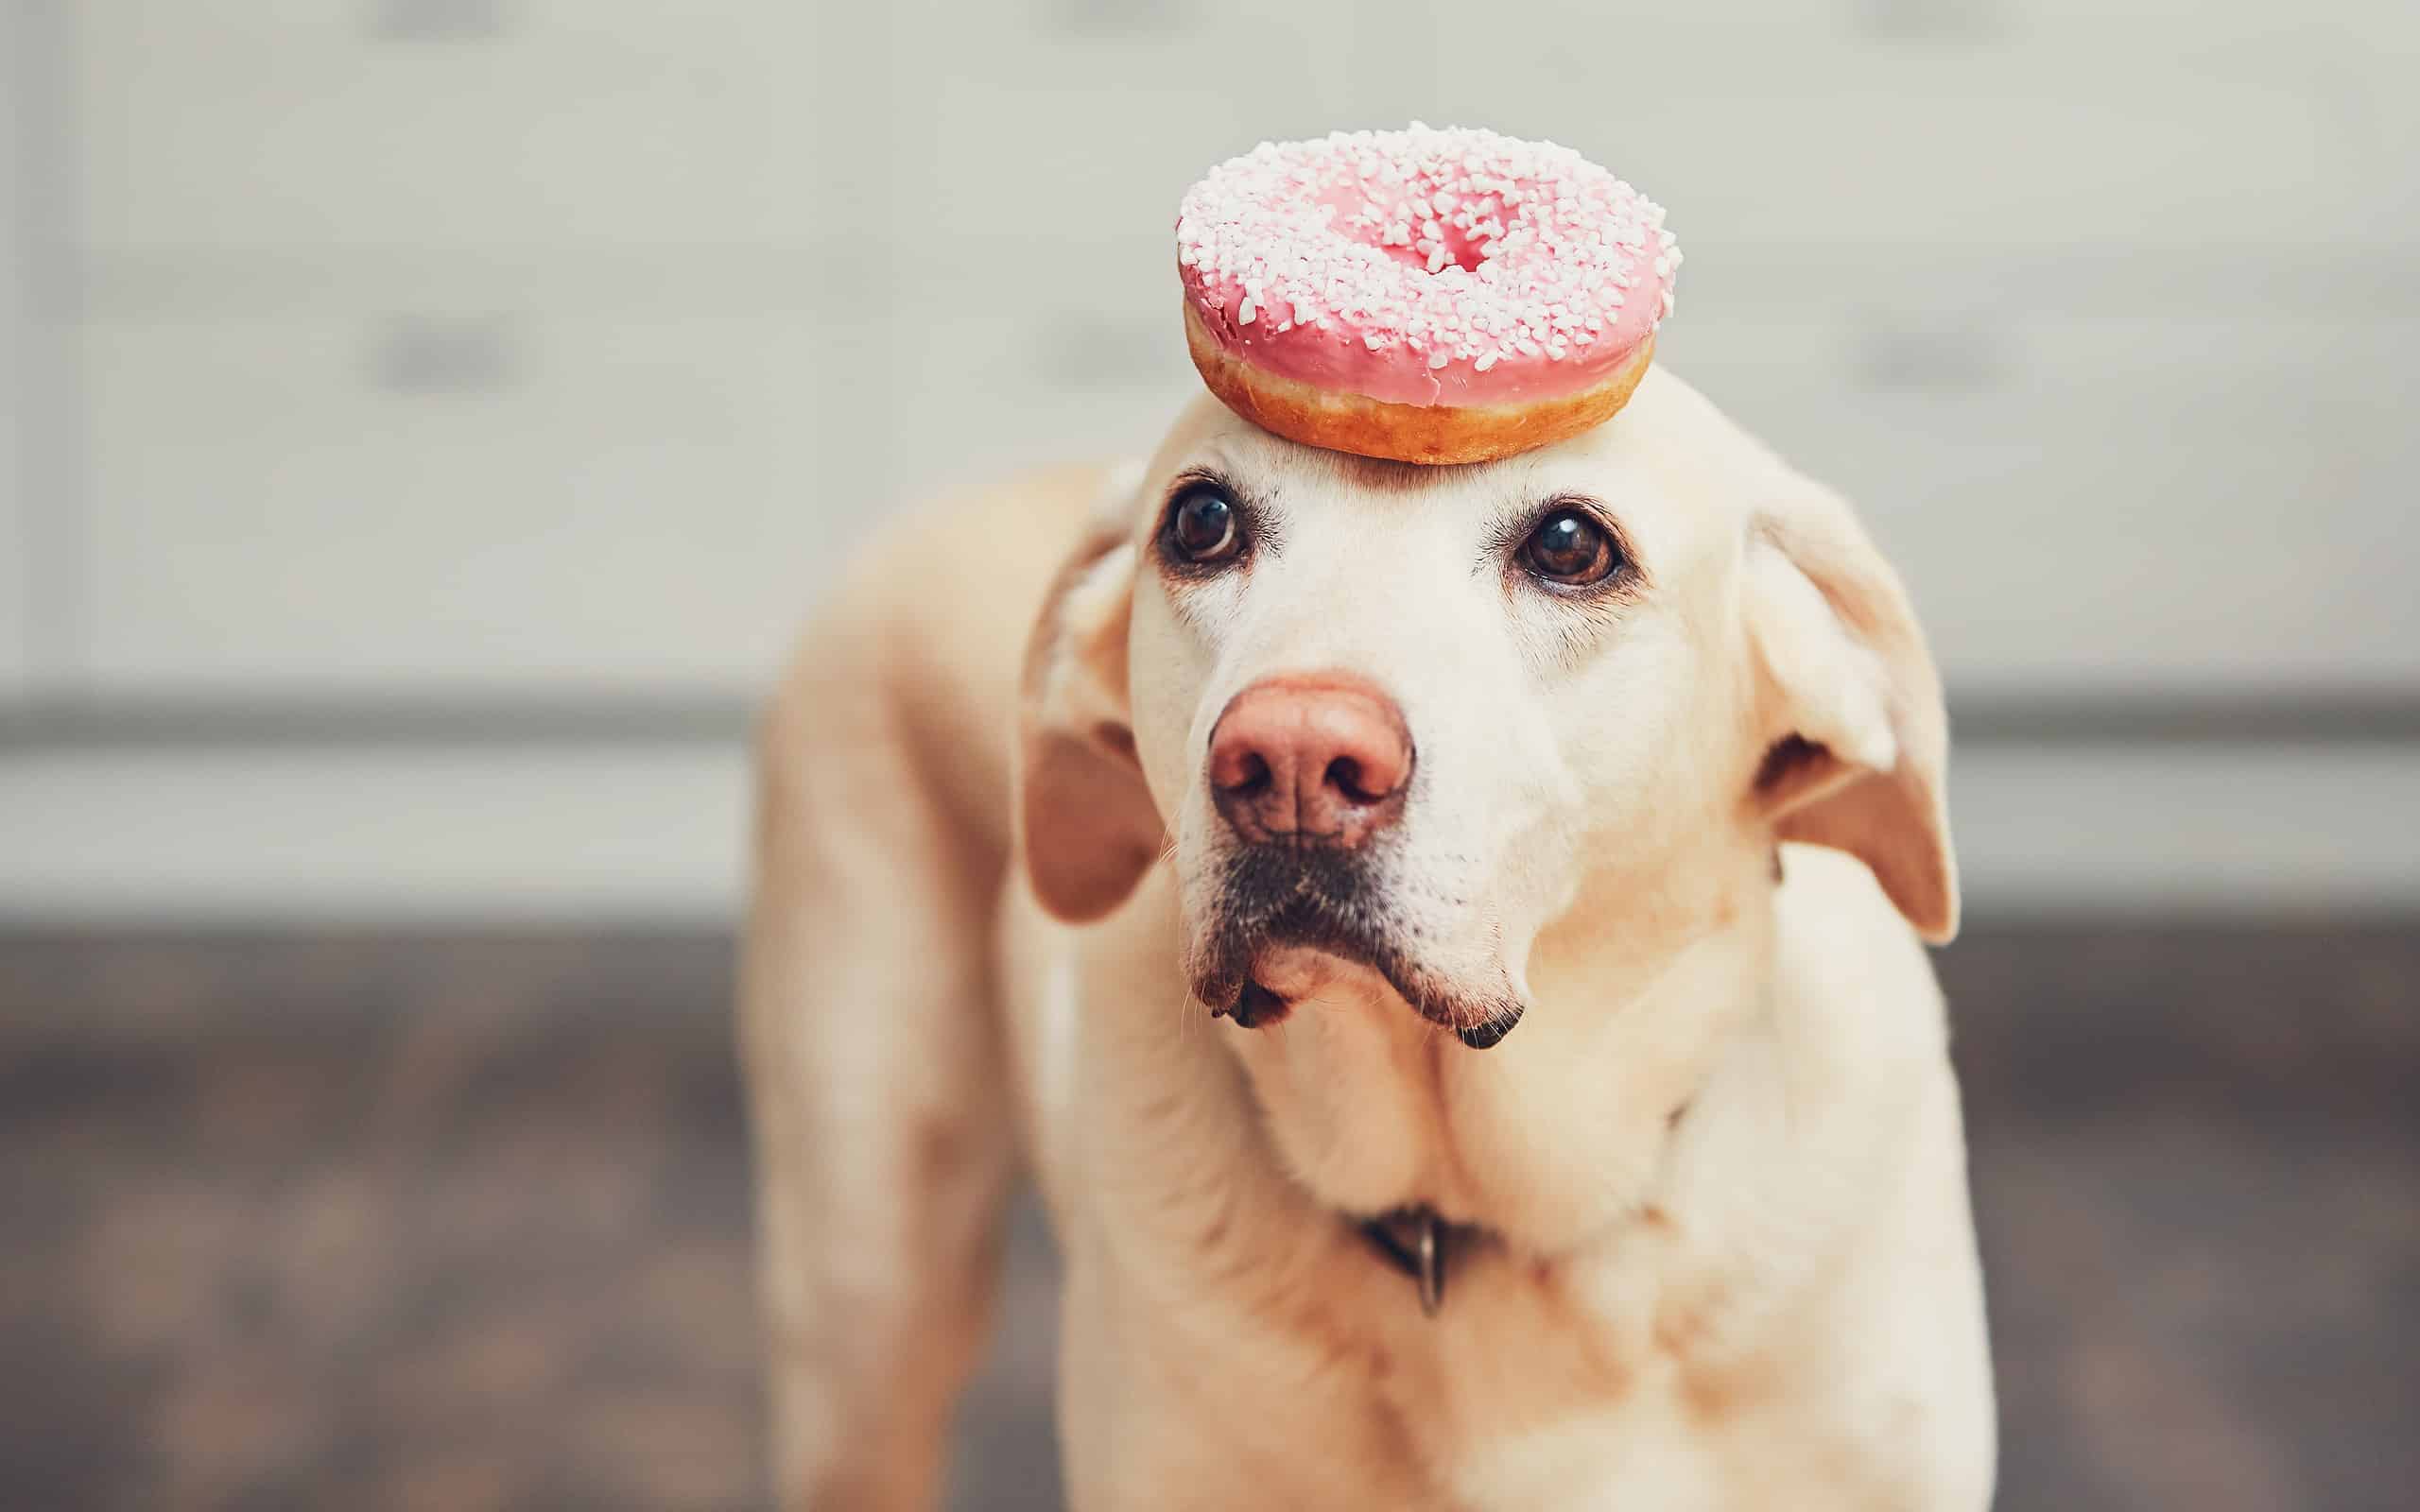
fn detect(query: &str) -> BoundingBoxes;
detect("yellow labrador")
[740,369,1995,1509]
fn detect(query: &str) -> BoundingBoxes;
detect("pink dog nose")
[1207,675,1413,849]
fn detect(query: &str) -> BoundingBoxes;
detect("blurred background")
[1,1,2412,1508]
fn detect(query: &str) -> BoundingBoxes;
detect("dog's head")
[1016,370,1954,1054]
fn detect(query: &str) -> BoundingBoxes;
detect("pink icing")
[1177,125,1680,409]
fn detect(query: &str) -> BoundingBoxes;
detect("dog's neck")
[1219,842,1781,1258]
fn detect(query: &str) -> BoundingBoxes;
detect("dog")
[740,368,1995,1509]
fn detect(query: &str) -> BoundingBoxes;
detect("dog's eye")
[1519,508,1622,586]
[1165,482,1243,566]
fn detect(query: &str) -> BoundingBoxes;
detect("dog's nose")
[1207,675,1412,848]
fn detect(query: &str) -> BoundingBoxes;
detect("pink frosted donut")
[1176,125,1680,465]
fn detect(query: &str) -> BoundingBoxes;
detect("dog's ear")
[1741,474,1959,943]
[1015,500,1163,923]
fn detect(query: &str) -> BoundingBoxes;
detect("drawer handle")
[1851,320,2011,394]
[368,316,518,395]
[367,0,510,41]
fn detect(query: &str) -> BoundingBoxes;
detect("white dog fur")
[740,369,1995,1509]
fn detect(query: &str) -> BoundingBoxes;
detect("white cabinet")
[24,0,2420,703]
[1423,14,2418,253]
[876,0,1411,246]
[78,289,878,691]
[10,0,2417,919]
[76,0,828,253]
[63,1,871,694]
[874,238,1195,502]
[1408,1,2418,692]
[1660,265,2419,691]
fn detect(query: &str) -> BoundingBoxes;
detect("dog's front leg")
[739,666,1017,1511]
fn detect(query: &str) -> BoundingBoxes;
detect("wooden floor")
[1,924,2413,1510]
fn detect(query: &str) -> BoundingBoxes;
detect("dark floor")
[1,925,2413,1511]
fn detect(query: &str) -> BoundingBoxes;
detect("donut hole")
[1315,179,1495,278]
[1379,224,1491,277]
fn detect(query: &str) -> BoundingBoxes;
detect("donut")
[1175,125,1680,466]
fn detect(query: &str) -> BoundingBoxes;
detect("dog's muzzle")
[1192,846,1523,1049]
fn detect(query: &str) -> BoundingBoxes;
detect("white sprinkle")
[1237,297,1256,325]
[1428,348,1449,369]
[1474,351,1499,371]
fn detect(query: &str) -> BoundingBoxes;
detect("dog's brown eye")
[1520,508,1620,586]
[1166,483,1242,565]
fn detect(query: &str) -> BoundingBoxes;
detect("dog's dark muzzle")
[1193,847,1522,1049]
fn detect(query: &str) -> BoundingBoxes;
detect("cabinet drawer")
[76,0,826,252]
[1422,18,2415,253]
[1663,296,2417,690]
[79,302,876,690]
[877,0,1409,246]
[877,238,1196,500]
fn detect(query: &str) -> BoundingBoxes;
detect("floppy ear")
[1015,504,1165,923]
[1741,477,1959,943]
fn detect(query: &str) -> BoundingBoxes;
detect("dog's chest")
[1072,1210,1880,1512]
[1345,1240,1748,1509]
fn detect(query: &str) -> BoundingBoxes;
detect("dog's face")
[1019,371,1954,1053]
[1128,398,1747,1049]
